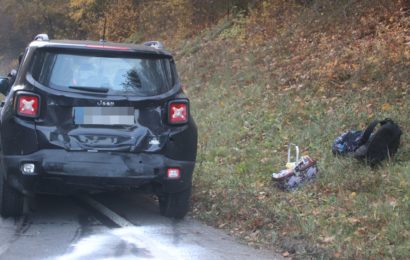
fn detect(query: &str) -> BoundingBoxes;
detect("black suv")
[0,35,197,219]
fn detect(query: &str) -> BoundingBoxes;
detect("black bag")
[353,119,402,166]
[332,130,363,155]
[332,118,402,166]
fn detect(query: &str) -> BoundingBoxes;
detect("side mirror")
[0,77,10,95]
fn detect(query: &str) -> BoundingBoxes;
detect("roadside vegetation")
[177,1,409,259]
[0,0,409,258]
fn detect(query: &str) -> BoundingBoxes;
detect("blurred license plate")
[73,107,135,125]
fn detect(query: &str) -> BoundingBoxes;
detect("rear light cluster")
[168,100,189,125]
[167,168,181,179]
[15,93,40,118]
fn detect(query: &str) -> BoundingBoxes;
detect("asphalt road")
[0,192,282,260]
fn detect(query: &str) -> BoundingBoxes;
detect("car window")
[30,50,177,96]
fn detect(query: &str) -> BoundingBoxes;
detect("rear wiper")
[69,86,109,93]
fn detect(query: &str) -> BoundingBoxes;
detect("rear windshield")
[30,50,177,96]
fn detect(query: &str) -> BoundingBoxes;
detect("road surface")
[0,192,282,260]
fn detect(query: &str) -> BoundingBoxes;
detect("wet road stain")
[69,214,97,244]
[15,215,32,236]
[113,239,152,258]
[58,228,157,259]
[172,219,183,245]
[0,216,33,256]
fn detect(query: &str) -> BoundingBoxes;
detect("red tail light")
[167,168,181,179]
[168,100,189,124]
[16,93,40,118]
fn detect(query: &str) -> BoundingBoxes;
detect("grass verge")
[177,2,410,258]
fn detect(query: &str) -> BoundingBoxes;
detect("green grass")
[177,9,410,257]
[189,81,409,258]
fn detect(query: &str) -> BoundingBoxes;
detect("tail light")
[168,100,189,125]
[15,93,40,118]
[167,168,181,179]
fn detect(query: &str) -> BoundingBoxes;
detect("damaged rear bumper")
[2,149,194,195]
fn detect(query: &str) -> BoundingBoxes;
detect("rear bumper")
[2,149,195,195]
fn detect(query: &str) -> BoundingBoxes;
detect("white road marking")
[79,195,133,227]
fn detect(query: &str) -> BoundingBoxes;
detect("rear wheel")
[0,174,24,218]
[158,188,191,219]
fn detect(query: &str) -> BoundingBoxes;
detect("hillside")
[176,2,409,259]
[0,0,409,258]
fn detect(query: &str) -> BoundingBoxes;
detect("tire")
[0,175,24,218]
[158,188,191,219]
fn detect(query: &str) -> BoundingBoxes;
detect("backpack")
[333,119,402,166]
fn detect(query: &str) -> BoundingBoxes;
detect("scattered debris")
[272,144,318,191]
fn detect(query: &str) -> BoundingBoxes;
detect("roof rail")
[34,34,49,41]
[143,41,164,50]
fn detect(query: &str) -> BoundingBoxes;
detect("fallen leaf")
[348,217,360,225]
[388,198,397,208]
[355,227,367,236]
[218,223,227,228]
[321,236,335,243]
[381,103,392,111]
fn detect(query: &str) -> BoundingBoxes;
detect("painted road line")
[78,195,134,228]
[68,195,186,260]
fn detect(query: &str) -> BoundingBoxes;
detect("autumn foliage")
[0,0,409,258]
